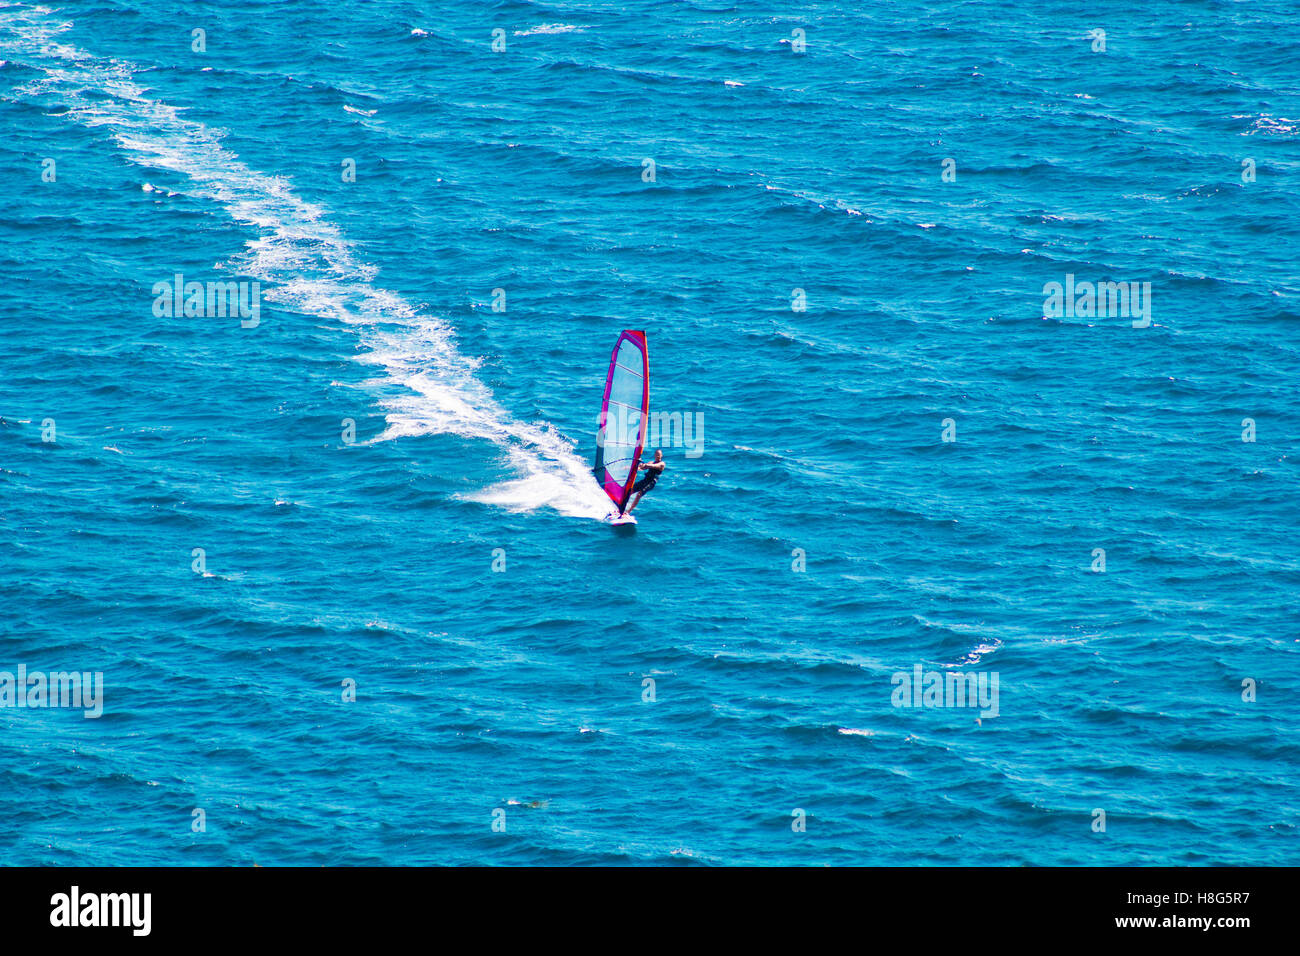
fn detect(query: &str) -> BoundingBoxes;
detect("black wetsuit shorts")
[632,464,663,494]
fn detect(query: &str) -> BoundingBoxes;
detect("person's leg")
[624,474,651,515]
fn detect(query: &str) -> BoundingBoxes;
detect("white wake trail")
[0,4,608,518]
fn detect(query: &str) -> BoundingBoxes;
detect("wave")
[0,4,609,519]
[514,23,587,37]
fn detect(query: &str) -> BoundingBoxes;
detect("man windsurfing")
[624,449,665,516]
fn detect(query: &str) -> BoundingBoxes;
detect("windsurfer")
[624,450,665,515]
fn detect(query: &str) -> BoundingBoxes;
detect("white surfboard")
[604,513,637,526]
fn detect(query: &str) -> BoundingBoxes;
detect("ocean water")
[1,0,1297,866]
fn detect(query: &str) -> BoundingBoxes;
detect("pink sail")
[593,330,649,512]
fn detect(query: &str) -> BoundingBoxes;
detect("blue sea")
[2,0,1297,866]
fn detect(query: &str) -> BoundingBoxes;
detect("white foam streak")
[0,7,609,518]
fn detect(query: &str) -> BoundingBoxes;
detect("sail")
[594,330,649,512]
